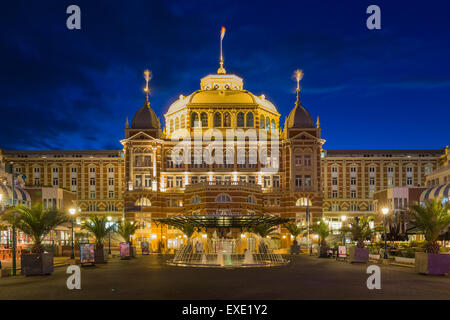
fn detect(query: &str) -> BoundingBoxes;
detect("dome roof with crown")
[285,101,315,129]
[131,98,161,129]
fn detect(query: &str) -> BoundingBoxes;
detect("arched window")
[266,118,270,130]
[191,195,201,204]
[135,197,151,207]
[180,115,185,128]
[190,112,199,127]
[247,195,256,204]
[260,115,265,129]
[271,119,275,131]
[170,119,174,133]
[216,194,231,202]
[175,117,180,131]
[223,112,231,127]
[296,197,311,207]
[214,112,222,127]
[200,112,208,128]
[246,112,254,127]
[237,112,245,127]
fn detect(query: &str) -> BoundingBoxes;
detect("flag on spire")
[220,26,226,40]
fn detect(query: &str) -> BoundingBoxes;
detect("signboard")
[141,241,150,255]
[338,246,347,258]
[80,243,95,264]
[120,242,130,258]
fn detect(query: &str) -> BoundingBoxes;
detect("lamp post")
[69,208,76,259]
[341,215,347,245]
[381,207,389,259]
[107,216,112,254]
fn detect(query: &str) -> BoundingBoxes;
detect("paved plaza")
[0,254,448,300]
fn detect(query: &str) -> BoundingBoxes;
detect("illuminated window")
[214,112,222,127]
[237,112,245,127]
[200,112,208,127]
[190,112,199,127]
[135,197,151,207]
[216,194,231,202]
[296,197,311,207]
[246,112,254,127]
[191,195,201,204]
[223,112,231,127]
[260,115,265,129]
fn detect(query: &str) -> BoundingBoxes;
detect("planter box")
[290,244,300,255]
[21,252,54,276]
[415,252,450,275]
[394,256,415,265]
[349,248,369,263]
[94,247,106,264]
[318,246,328,258]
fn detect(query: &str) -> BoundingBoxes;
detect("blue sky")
[0,1,449,150]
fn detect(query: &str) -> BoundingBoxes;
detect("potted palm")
[251,223,278,257]
[81,215,114,264]
[311,221,330,258]
[117,220,139,259]
[342,217,373,263]
[408,199,450,275]
[175,222,197,254]
[2,203,68,276]
[286,223,304,254]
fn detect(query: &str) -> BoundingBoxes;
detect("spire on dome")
[217,26,226,74]
[144,69,152,104]
[293,69,304,104]
[125,117,129,128]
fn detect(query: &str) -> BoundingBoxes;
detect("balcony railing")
[185,181,261,191]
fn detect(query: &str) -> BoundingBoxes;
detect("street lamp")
[381,207,389,259]
[107,216,112,254]
[341,215,347,245]
[69,208,76,260]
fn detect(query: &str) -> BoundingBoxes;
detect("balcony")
[185,181,261,192]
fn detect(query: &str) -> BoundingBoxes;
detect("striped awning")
[0,184,31,203]
[420,184,450,202]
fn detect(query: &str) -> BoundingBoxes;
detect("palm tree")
[251,223,278,238]
[81,215,115,249]
[342,217,373,248]
[408,199,450,254]
[286,223,304,244]
[117,220,140,244]
[311,221,330,246]
[177,222,196,238]
[1,202,68,253]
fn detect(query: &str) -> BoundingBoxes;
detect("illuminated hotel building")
[1,58,446,247]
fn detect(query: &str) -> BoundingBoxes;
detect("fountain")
[154,213,291,268]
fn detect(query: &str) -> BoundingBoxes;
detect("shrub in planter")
[116,219,140,259]
[342,217,373,263]
[408,199,450,275]
[81,216,115,264]
[1,203,68,276]
[311,222,330,258]
[286,223,305,255]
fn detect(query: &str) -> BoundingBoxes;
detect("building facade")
[1,65,447,248]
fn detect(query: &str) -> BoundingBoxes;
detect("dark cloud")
[0,1,449,150]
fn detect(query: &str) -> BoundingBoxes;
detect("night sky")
[1,1,449,151]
